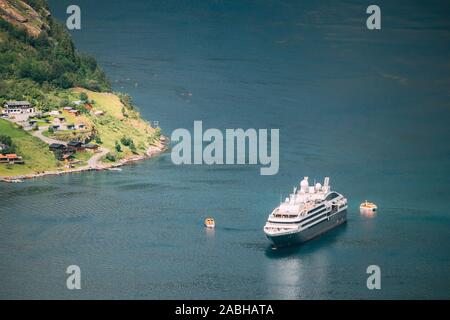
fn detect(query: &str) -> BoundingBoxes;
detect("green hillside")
[0,0,163,178]
[0,118,59,176]
[0,0,110,109]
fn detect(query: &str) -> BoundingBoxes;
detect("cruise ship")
[264,177,347,247]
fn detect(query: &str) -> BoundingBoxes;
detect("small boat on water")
[204,217,215,228]
[360,201,377,214]
[108,168,122,172]
[6,179,23,183]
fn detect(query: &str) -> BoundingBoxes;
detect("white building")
[49,110,61,116]
[3,101,35,114]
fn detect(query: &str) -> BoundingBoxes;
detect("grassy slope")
[0,87,160,178]
[71,88,159,160]
[0,118,59,176]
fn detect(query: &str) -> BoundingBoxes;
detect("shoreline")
[0,141,169,183]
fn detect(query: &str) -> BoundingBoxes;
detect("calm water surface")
[0,0,449,299]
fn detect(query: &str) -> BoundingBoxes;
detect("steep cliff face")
[0,0,50,37]
[0,0,110,96]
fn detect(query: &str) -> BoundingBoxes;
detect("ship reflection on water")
[264,224,348,299]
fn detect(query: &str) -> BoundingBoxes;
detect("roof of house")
[84,143,98,148]
[67,141,82,147]
[49,143,65,148]
[5,101,30,107]
[1,154,20,159]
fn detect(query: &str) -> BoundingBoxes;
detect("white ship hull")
[265,209,347,247]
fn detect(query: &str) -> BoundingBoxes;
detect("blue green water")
[1,0,449,299]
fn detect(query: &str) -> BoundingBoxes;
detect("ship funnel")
[300,177,309,192]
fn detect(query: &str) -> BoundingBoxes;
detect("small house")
[85,103,93,110]
[94,110,104,116]
[3,101,35,114]
[52,117,65,125]
[67,140,84,152]
[49,143,66,151]
[49,110,61,116]
[62,107,73,114]
[0,154,24,164]
[66,124,76,130]
[69,109,80,116]
[77,123,86,130]
[84,143,99,152]
[55,150,75,161]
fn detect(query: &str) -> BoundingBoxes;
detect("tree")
[79,92,88,102]
[115,141,122,152]
[120,136,133,146]
[53,149,63,161]
[94,135,102,144]
[105,153,116,162]
[0,135,15,153]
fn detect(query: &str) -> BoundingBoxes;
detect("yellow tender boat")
[360,201,378,213]
[204,217,215,228]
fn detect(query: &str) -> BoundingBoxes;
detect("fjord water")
[1,0,449,299]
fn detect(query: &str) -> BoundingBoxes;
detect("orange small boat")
[204,217,215,228]
[360,201,378,214]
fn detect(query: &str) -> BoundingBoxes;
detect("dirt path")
[87,147,109,168]
[31,126,68,146]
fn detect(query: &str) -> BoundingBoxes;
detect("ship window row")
[307,204,326,215]
[302,207,327,222]
[273,214,298,219]
[301,212,328,228]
